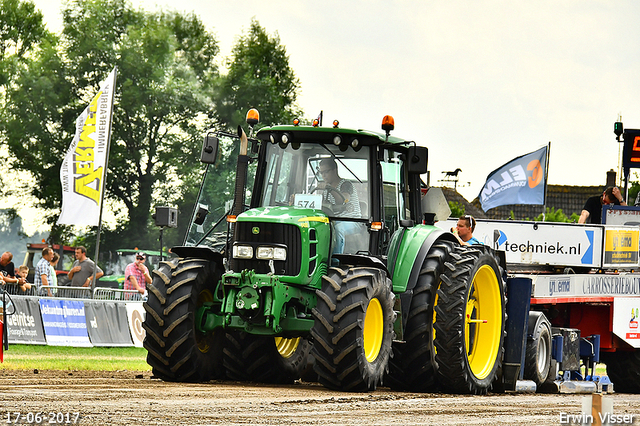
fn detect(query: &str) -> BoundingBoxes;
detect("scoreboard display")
[623,129,640,171]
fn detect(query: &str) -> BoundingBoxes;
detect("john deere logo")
[252,227,260,235]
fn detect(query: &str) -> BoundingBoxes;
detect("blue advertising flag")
[478,146,548,211]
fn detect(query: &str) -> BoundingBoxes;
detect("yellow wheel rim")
[465,264,502,379]
[196,289,214,353]
[274,337,300,359]
[363,298,383,362]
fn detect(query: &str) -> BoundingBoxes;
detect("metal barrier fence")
[93,287,143,301]
[1,283,141,300]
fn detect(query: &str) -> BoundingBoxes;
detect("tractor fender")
[171,246,225,269]
[388,226,458,294]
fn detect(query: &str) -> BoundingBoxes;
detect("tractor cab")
[185,116,428,264]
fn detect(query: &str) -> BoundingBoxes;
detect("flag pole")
[91,66,118,295]
[542,141,551,221]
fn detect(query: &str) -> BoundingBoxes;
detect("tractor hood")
[237,206,329,227]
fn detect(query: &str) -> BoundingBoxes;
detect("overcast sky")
[25,0,640,219]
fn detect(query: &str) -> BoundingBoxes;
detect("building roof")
[440,184,607,221]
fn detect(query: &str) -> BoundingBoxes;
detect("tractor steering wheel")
[310,185,346,205]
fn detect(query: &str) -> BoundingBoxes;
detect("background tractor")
[143,111,507,393]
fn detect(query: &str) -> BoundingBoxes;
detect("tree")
[216,19,302,130]
[532,207,579,223]
[2,0,219,250]
[0,0,50,86]
[199,19,302,229]
[0,0,52,196]
[1,6,303,254]
[448,201,465,218]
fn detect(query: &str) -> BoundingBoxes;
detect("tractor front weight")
[197,269,316,335]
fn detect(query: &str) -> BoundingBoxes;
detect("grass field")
[1,344,150,371]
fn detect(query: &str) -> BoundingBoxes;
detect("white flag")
[57,67,116,226]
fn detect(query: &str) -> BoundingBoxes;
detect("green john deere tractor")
[143,111,506,394]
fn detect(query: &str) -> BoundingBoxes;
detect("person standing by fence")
[124,252,151,299]
[68,246,103,288]
[33,247,54,297]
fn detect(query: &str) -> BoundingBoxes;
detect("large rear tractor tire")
[434,246,506,394]
[311,266,395,391]
[602,350,640,393]
[386,240,455,392]
[143,257,225,382]
[524,311,552,386]
[224,332,311,384]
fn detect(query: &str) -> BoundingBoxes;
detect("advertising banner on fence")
[40,299,91,346]
[6,297,46,345]
[85,301,133,346]
[437,219,603,268]
[125,302,145,347]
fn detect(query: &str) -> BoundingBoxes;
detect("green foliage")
[0,2,302,253]
[1,0,219,250]
[0,0,51,84]
[215,19,302,130]
[532,207,578,223]
[448,201,465,218]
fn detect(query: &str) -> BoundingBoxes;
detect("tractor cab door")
[378,149,410,256]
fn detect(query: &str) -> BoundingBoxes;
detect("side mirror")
[201,132,219,164]
[407,146,428,174]
[194,204,208,226]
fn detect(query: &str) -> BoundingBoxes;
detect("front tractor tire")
[143,257,225,382]
[311,266,395,392]
[434,246,506,394]
[224,332,311,384]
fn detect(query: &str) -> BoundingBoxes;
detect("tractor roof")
[256,125,409,146]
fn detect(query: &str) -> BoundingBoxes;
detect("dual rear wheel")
[388,244,506,394]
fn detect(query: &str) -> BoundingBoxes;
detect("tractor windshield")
[259,142,370,219]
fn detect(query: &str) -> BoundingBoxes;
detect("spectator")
[34,247,54,297]
[124,252,151,299]
[16,265,32,293]
[578,186,626,224]
[68,246,103,288]
[0,251,27,289]
[454,214,482,245]
[49,252,60,294]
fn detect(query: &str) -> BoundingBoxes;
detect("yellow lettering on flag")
[73,91,102,205]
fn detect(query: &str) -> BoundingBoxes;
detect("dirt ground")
[1,370,640,426]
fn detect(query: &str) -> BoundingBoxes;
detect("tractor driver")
[316,158,364,254]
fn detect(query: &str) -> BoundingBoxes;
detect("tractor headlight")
[233,244,254,259]
[256,246,287,261]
